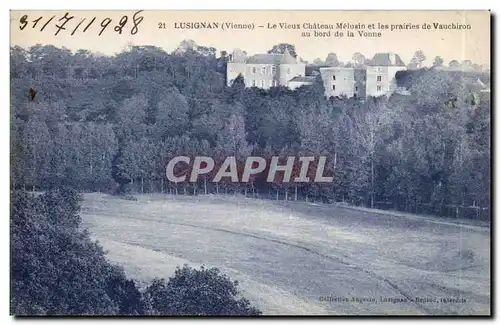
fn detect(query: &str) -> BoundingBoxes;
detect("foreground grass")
[81,193,491,315]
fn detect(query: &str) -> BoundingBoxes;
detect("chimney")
[389,53,396,65]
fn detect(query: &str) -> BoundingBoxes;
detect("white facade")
[320,67,365,99]
[226,49,306,89]
[365,53,406,97]
[226,51,407,99]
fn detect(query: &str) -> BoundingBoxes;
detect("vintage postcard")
[10,10,491,316]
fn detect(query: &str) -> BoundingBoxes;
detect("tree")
[413,50,426,67]
[352,52,366,67]
[227,74,246,101]
[22,115,53,191]
[115,94,148,140]
[407,50,426,69]
[197,45,217,57]
[214,108,252,193]
[27,44,73,78]
[10,46,28,79]
[461,60,473,71]
[432,56,444,68]
[11,189,143,315]
[155,87,190,140]
[325,53,340,67]
[142,265,261,316]
[267,43,297,58]
[9,41,491,220]
[312,58,324,65]
[449,60,460,69]
[111,146,132,195]
[173,39,197,55]
[408,69,466,110]
[407,57,419,70]
[350,98,394,208]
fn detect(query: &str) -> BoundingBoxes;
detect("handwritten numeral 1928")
[18,10,144,36]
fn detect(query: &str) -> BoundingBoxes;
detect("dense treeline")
[10,42,491,219]
[11,188,261,315]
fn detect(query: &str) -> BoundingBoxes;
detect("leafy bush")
[142,265,262,316]
[10,189,143,315]
[11,189,261,316]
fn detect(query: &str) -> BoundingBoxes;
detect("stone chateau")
[226,49,407,98]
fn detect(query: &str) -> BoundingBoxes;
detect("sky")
[10,10,491,66]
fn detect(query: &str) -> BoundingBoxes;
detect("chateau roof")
[289,76,316,83]
[246,53,283,64]
[231,48,247,63]
[280,48,296,64]
[367,53,406,67]
[245,48,297,65]
[319,66,356,71]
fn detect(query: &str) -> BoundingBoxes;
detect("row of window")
[331,85,361,91]
[251,79,279,87]
[250,66,291,75]
[331,85,382,91]
[330,75,382,82]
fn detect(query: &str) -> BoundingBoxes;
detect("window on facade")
[262,67,266,75]
[377,75,382,82]
[332,75,336,81]
[355,86,358,91]
[287,68,291,74]
[252,79,256,87]
[332,84,336,91]
[261,80,265,87]
[272,66,276,75]
[353,94,357,98]
[377,85,382,91]
[252,67,256,74]
[273,80,277,87]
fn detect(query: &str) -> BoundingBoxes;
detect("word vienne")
[166,156,334,183]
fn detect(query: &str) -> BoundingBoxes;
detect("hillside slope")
[81,193,490,315]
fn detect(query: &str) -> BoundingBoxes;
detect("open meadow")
[80,193,490,315]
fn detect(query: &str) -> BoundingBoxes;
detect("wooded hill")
[10,43,491,220]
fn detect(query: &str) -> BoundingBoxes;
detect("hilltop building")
[320,67,367,99]
[365,53,407,97]
[226,48,306,89]
[288,76,317,90]
[226,50,407,99]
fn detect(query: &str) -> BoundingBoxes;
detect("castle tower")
[278,48,297,86]
[366,52,406,97]
[226,48,248,86]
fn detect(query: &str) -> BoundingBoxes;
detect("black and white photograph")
[9,9,491,316]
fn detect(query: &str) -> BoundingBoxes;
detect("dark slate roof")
[289,76,316,82]
[246,49,297,64]
[246,53,283,64]
[367,53,406,67]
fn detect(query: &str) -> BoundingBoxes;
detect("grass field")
[80,193,490,315]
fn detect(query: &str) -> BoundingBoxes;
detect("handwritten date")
[19,10,144,36]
